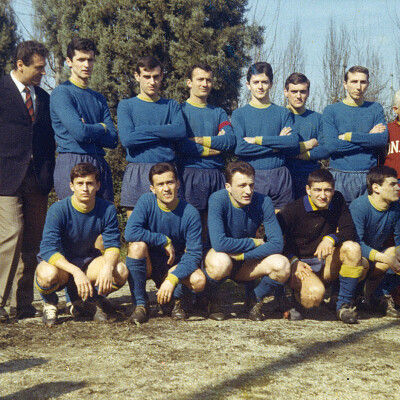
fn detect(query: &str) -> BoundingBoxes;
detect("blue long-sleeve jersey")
[124,193,202,281]
[323,100,388,171]
[117,95,186,163]
[208,189,283,261]
[50,79,118,155]
[349,194,400,261]
[232,102,299,170]
[175,100,236,169]
[40,196,120,264]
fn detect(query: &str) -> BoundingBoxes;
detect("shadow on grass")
[179,319,400,400]
[0,357,47,374]
[1,380,87,400]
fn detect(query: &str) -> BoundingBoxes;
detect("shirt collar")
[287,104,306,115]
[10,70,34,95]
[303,195,333,212]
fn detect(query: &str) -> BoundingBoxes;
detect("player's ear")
[134,71,140,82]
[305,184,311,196]
[95,180,101,192]
[66,57,72,68]
[284,88,288,98]
[225,182,231,192]
[69,181,75,192]
[186,79,192,89]
[150,184,155,194]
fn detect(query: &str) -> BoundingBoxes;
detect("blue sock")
[65,275,80,303]
[336,274,359,310]
[126,257,147,306]
[173,283,191,300]
[374,269,400,298]
[203,268,223,301]
[64,287,71,304]
[254,276,284,302]
[35,277,59,305]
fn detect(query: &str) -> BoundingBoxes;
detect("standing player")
[323,66,388,205]
[118,56,186,215]
[383,90,400,175]
[284,73,329,198]
[350,166,400,317]
[50,37,117,201]
[232,62,299,209]
[176,64,235,239]
[35,163,128,326]
[204,161,290,321]
[124,162,205,324]
[277,169,366,323]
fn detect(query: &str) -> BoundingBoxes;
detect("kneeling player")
[36,163,128,326]
[277,169,367,324]
[125,162,205,324]
[350,166,400,317]
[204,161,290,321]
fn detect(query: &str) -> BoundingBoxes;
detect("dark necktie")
[25,87,34,122]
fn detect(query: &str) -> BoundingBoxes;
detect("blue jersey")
[50,79,118,155]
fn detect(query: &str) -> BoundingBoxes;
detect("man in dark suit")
[0,40,55,321]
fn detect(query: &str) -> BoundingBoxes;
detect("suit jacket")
[0,74,55,195]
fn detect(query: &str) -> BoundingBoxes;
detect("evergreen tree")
[0,0,20,75]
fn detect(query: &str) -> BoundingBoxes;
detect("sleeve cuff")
[165,273,179,287]
[369,249,378,262]
[100,122,107,132]
[202,136,211,148]
[164,236,172,249]
[104,247,120,255]
[252,238,261,247]
[255,136,263,145]
[303,151,311,160]
[201,146,210,156]
[344,132,352,141]
[299,142,307,153]
[231,253,244,261]
[48,252,66,266]
[323,235,337,245]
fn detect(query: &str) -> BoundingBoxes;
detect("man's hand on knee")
[294,261,312,281]
[73,270,93,300]
[314,238,334,260]
[95,264,114,296]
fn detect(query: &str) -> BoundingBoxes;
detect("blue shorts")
[54,153,114,202]
[329,168,368,205]
[255,166,293,209]
[181,168,225,211]
[300,257,325,274]
[148,247,183,288]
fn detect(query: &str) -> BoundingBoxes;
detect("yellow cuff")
[165,273,179,287]
[104,247,120,255]
[100,122,107,132]
[202,136,211,148]
[299,142,307,153]
[231,253,244,261]
[164,236,172,249]
[48,252,66,266]
[339,264,364,279]
[369,249,378,262]
[323,236,336,245]
[344,132,352,141]
[254,136,263,145]
[252,238,261,247]
[201,146,210,156]
[303,151,311,160]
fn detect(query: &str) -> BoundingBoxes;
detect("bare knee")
[300,281,325,308]
[189,270,206,293]
[205,251,232,280]
[36,262,66,287]
[114,262,129,285]
[340,241,361,264]
[128,241,148,258]
[268,255,290,283]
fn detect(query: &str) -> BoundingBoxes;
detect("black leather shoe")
[171,299,187,320]
[208,300,226,321]
[128,305,148,325]
[0,307,9,322]
[247,300,264,321]
[336,303,358,324]
[9,305,42,319]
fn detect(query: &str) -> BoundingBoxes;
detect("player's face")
[226,172,254,207]
[375,177,400,203]
[187,68,213,100]
[284,83,309,110]
[135,66,163,99]
[150,171,180,207]
[246,73,272,102]
[393,104,400,118]
[344,72,369,102]
[66,50,95,83]
[306,181,334,210]
[17,54,46,86]
[70,174,100,203]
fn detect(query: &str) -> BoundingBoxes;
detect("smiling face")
[66,50,95,85]
[135,66,163,100]
[246,73,272,104]
[284,82,309,111]
[16,53,46,86]
[150,171,180,208]
[226,172,254,207]
[69,174,100,205]
[344,71,369,103]
[187,68,213,102]
[306,181,334,210]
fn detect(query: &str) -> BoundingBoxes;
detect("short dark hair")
[136,56,163,75]
[246,62,273,84]
[70,162,100,182]
[149,162,178,184]
[344,65,369,82]
[225,161,255,184]
[285,72,310,91]
[367,166,397,195]
[13,41,49,69]
[66,37,97,60]
[187,63,213,80]
[307,169,335,188]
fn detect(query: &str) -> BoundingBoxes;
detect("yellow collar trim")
[69,78,88,89]
[187,99,207,108]
[343,98,364,107]
[368,195,388,212]
[308,196,318,211]
[228,192,241,209]
[138,93,160,102]
[249,101,271,109]
[157,198,179,212]
[287,104,306,115]
[71,195,95,213]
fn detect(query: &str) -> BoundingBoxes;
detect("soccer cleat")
[336,303,358,324]
[208,300,226,321]
[373,295,400,318]
[127,305,148,325]
[0,306,9,322]
[171,299,187,320]
[247,300,264,321]
[42,303,58,326]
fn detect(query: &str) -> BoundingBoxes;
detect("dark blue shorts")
[254,166,293,209]
[329,168,368,205]
[300,257,325,274]
[181,168,225,211]
[148,247,183,288]
[54,153,114,202]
